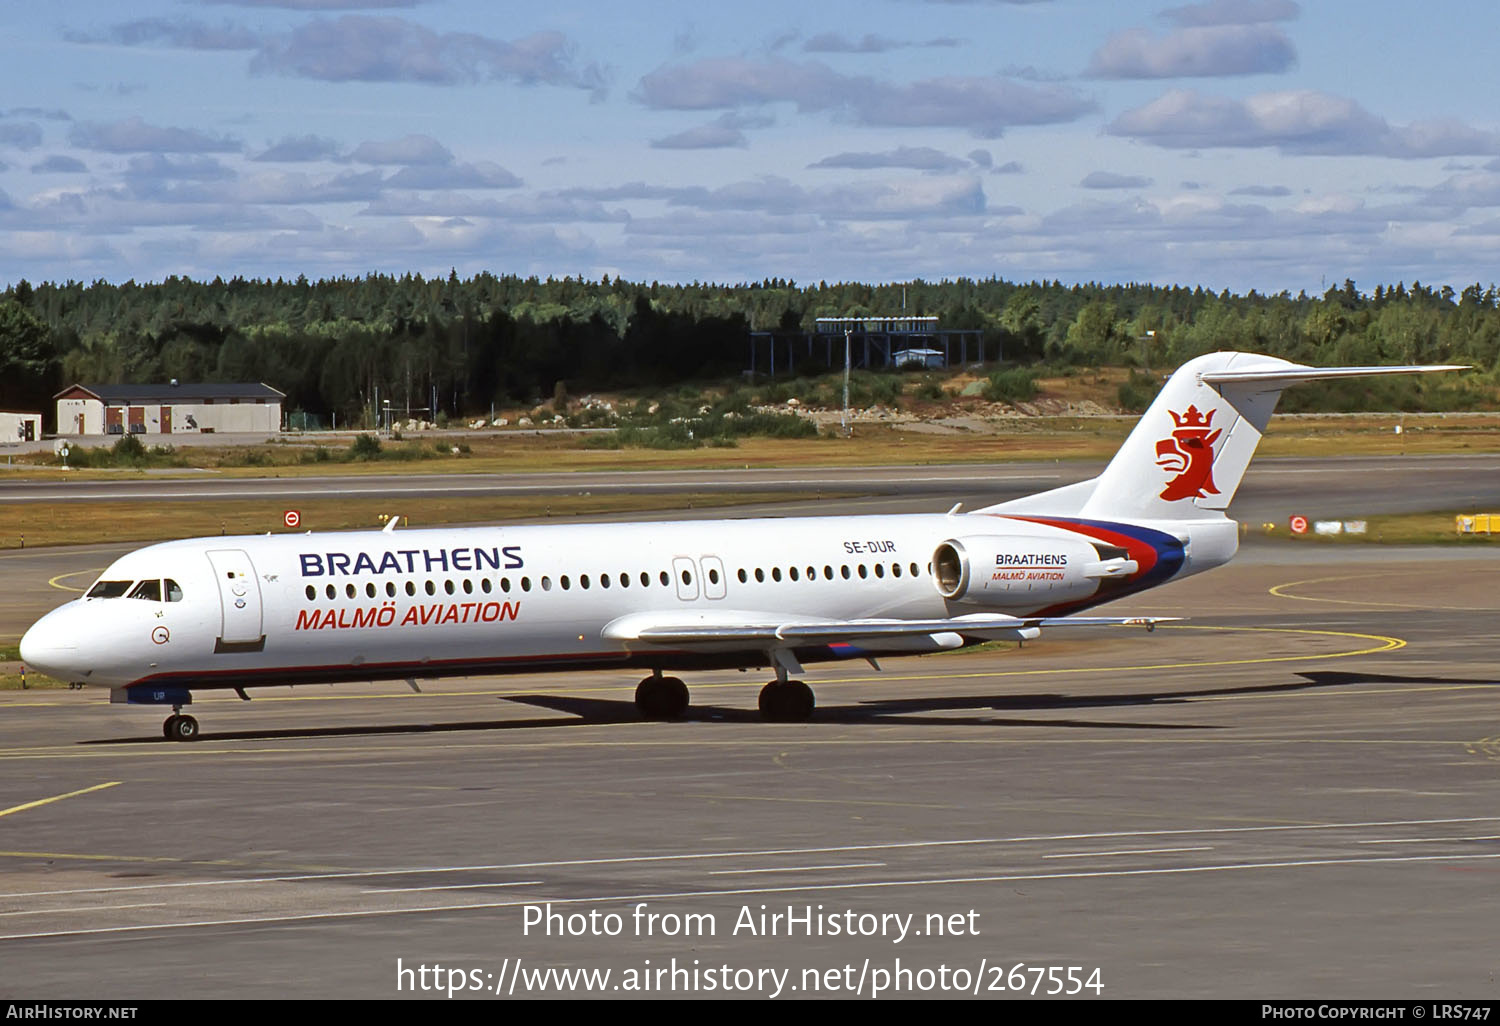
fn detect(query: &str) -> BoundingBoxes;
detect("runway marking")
[707,863,887,876]
[3,814,1497,899]
[0,780,119,820]
[360,880,543,895]
[47,570,101,594]
[680,793,954,810]
[1358,835,1500,845]
[1268,572,1494,611]
[2,851,1498,942]
[1041,846,1213,859]
[0,903,166,918]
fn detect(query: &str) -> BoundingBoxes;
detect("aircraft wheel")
[162,715,179,739]
[167,714,201,742]
[759,680,815,722]
[635,675,690,720]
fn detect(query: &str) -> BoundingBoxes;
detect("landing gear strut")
[758,665,815,722]
[635,670,690,720]
[162,706,200,742]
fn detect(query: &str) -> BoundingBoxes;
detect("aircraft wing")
[602,610,1177,646]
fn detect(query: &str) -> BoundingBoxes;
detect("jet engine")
[931,534,1138,608]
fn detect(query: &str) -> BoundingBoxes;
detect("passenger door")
[206,549,264,647]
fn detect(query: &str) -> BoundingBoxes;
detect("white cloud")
[650,112,772,150]
[636,57,1094,137]
[350,135,453,166]
[1081,172,1154,189]
[1161,0,1299,27]
[1108,89,1500,158]
[252,136,345,163]
[250,17,606,95]
[809,147,973,172]
[1086,25,1296,78]
[69,117,241,154]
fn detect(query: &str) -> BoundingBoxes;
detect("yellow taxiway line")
[0,780,120,819]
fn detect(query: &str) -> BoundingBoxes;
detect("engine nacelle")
[932,534,1136,608]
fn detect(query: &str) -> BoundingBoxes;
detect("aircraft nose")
[20,609,81,679]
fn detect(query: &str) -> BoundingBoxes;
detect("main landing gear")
[162,706,200,742]
[633,666,817,723]
[635,670,690,720]
[758,677,815,722]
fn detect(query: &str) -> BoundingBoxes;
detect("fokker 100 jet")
[21,351,1460,740]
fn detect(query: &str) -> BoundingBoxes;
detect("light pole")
[841,328,852,437]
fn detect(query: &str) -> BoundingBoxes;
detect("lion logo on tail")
[1155,405,1221,501]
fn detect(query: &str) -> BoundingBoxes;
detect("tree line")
[1,271,1497,426]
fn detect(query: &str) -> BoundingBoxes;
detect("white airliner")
[21,351,1460,740]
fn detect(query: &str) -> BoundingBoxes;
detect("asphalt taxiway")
[0,519,1497,997]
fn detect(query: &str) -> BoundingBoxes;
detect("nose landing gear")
[162,707,200,742]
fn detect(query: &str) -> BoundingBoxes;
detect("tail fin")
[986,351,1464,522]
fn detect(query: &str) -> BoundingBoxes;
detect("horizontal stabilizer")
[1200,364,1467,386]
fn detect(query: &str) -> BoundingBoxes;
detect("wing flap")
[603,611,1177,646]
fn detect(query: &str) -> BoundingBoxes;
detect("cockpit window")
[129,580,162,601]
[87,580,134,599]
[165,579,183,602]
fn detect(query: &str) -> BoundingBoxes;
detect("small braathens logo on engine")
[1155,405,1222,501]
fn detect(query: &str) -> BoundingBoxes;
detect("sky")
[2,0,1498,294]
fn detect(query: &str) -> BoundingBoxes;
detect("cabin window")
[737,569,747,584]
[754,568,765,583]
[386,581,397,597]
[87,580,133,599]
[911,562,921,577]
[325,584,336,600]
[824,566,833,580]
[858,564,868,579]
[444,580,456,595]
[345,583,357,598]
[521,577,532,592]
[680,569,692,585]
[462,578,474,594]
[560,575,571,590]
[659,571,669,586]
[620,572,630,588]
[771,567,782,582]
[406,581,416,596]
[541,576,553,591]
[874,564,885,579]
[129,580,162,602]
[806,566,816,581]
[580,574,591,590]
[481,578,492,594]
[840,565,851,580]
[640,571,650,587]
[788,567,798,582]
[892,563,902,578]
[366,583,377,598]
[425,580,436,596]
[305,585,316,601]
[501,578,511,593]
[599,573,609,589]
[707,568,719,585]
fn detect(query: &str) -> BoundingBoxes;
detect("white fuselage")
[20,510,1234,695]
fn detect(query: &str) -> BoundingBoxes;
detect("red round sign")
[284,510,301,529]
[1288,515,1308,535]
